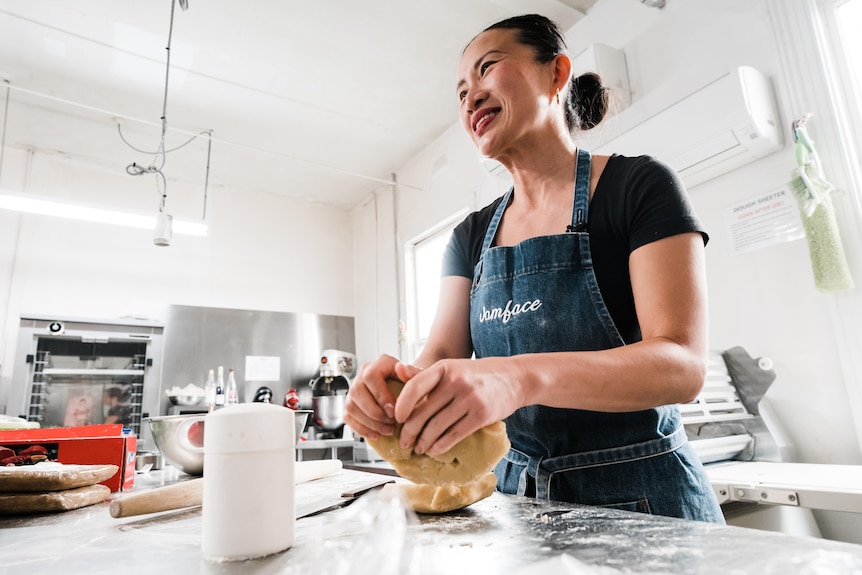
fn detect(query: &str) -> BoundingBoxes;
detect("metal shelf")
[42,368,145,376]
[707,461,862,513]
[296,438,354,461]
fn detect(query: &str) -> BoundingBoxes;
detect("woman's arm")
[344,275,473,439]
[522,231,709,410]
[413,276,474,368]
[395,232,708,455]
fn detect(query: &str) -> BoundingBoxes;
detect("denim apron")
[469,149,724,523]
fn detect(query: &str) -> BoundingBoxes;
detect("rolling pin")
[109,459,343,518]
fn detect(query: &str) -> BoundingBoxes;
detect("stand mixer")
[308,350,355,440]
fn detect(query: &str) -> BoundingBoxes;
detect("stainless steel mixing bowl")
[147,414,206,476]
[312,395,347,430]
[167,394,204,406]
[147,409,311,476]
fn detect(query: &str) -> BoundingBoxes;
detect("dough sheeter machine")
[683,346,862,514]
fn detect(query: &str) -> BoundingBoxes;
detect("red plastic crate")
[0,424,136,492]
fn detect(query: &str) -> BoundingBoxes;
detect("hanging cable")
[202,130,211,221]
[7,82,407,190]
[157,0,178,172]
[156,170,167,212]
[117,123,208,155]
[120,0,191,215]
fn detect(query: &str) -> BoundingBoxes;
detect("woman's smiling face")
[456,28,554,160]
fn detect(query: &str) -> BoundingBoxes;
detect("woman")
[345,14,724,523]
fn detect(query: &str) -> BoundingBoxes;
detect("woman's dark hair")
[483,14,609,131]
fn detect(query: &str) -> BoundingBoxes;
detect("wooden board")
[0,484,111,514]
[0,463,118,492]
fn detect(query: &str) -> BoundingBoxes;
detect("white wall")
[351,122,511,368]
[573,0,861,467]
[0,139,355,411]
[352,186,400,369]
[395,123,486,239]
[351,0,862,543]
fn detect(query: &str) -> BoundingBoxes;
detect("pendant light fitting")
[118,0,206,246]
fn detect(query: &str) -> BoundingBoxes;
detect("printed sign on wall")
[722,187,805,254]
[245,356,281,381]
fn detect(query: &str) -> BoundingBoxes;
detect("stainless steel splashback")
[3,306,354,451]
[160,305,355,411]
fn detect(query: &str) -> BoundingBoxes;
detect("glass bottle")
[205,369,217,412]
[226,369,239,406]
[215,366,226,409]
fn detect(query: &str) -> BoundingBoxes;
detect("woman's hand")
[348,276,479,446]
[394,357,526,457]
[345,354,422,440]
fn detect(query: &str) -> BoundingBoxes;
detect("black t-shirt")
[441,154,709,344]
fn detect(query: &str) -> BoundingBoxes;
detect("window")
[403,210,467,362]
[835,1,862,84]
[811,0,862,449]
[823,0,862,170]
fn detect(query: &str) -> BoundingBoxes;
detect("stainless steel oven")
[6,314,164,439]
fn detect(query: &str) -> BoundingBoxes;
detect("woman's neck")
[505,140,579,210]
[490,139,582,246]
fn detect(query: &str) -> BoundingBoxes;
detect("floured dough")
[367,379,510,487]
[0,484,111,514]
[0,463,119,492]
[373,419,509,487]
[384,472,497,514]
[366,378,510,507]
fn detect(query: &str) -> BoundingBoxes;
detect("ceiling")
[0,0,600,212]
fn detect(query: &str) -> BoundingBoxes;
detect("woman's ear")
[551,54,573,95]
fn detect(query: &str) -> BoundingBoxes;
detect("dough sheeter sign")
[722,187,805,255]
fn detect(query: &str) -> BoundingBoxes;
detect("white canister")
[201,403,295,561]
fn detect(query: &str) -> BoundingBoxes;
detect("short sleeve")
[441,196,504,278]
[442,222,474,278]
[624,156,709,252]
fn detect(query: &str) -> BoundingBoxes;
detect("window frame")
[819,0,862,170]
[402,208,468,364]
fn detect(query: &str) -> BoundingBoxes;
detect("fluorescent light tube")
[0,192,207,237]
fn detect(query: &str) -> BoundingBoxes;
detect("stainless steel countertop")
[2,466,862,575]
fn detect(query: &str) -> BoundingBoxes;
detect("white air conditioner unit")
[570,43,631,110]
[595,66,783,187]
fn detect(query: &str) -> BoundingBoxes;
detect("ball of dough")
[366,379,510,487]
[383,472,498,514]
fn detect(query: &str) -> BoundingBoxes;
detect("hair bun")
[570,72,609,130]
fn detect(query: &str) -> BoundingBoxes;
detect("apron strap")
[480,188,512,255]
[473,148,591,286]
[566,148,592,233]
[473,187,512,287]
